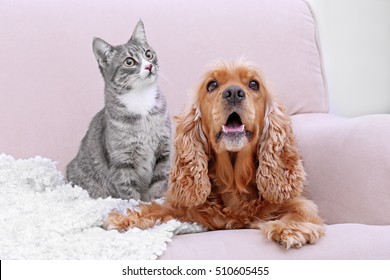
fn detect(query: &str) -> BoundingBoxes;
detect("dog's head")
[196,61,266,153]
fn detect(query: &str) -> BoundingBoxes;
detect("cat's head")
[92,20,158,93]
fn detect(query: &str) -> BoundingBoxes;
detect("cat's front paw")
[117,188,141,201]
[102,211,134,232]
[143,181,167,201]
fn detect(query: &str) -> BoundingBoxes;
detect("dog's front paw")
[102,211,134,232]
[259,221,324,249]
[277,228,311,249]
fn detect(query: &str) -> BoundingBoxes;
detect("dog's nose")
[222,86,246,105]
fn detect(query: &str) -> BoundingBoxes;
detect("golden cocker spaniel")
[104,61,324,249]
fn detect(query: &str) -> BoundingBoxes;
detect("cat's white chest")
[119,85,158,116]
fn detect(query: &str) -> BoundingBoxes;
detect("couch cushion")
[159,224,390,259]
[145,0,330,116]
[292,113,390,225]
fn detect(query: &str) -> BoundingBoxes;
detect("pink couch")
[1,0,389,259]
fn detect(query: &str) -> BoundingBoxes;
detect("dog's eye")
[207,80,218,92]
[248,80,259,91]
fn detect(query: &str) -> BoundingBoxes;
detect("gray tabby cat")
[66,20,171,201]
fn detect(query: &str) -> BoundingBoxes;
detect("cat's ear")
[92,37,115,68]
[129,19,148,45]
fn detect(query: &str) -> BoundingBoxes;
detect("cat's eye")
[145,50,154,60]
[248,80,259,91]
[207,80,218,92]
[124,57,136,67]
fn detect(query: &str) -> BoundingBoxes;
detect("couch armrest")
[291,113,390,225]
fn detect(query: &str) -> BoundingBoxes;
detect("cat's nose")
[145,64,153,72]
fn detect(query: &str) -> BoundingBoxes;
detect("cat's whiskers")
[157,70,172,86]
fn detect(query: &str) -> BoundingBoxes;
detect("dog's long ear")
[167,105,211,207]
[256,98,305,204]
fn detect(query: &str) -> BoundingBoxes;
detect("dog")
[104,61,324,249]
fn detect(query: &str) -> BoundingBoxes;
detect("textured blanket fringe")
[0,154,203,260]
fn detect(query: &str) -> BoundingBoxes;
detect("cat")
[66,20,171,201]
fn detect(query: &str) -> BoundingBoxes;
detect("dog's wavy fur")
[104,61,324,249]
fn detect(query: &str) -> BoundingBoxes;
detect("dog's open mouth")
[216,112,252,142]
[222,112,245,133]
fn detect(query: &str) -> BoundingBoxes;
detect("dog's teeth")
[241,125,245,131]
[222,126,226,133]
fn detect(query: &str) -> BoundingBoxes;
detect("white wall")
[308,0,390,117]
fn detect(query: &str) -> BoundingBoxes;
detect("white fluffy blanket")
[0,154,203,259]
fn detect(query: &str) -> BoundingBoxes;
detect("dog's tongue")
[222,124,245,133]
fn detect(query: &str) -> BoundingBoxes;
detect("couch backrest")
[0,0,328,171]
